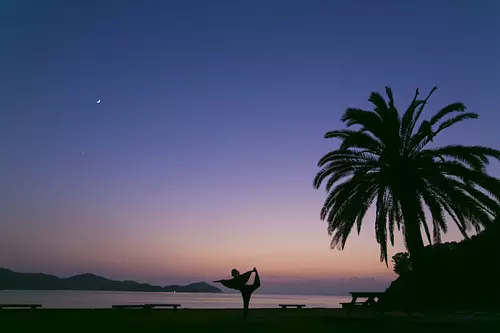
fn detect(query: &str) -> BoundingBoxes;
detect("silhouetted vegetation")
[383,220,500,311]
[0,268,222,293]
[313,86,500,280]
[391,252,411,276]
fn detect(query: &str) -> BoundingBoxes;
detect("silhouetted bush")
[392,252,412,276]
[383,221,500,311]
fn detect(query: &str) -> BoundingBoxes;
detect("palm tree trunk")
[400,193,426,309]
[398,188,425,268]
[402,216,425,271]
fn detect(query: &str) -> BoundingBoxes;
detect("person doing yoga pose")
[214,267,261,317]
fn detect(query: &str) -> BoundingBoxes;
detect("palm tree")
[313,87,500,272]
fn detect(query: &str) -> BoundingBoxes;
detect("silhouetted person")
[214,267,261,317]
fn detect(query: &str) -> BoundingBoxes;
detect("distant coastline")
[0,268,222,293]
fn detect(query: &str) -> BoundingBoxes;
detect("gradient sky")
[1,0,499,293]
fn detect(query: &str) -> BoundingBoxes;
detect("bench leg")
[371,305,382,317]
[346,297,357,317]
[345,306,354,317]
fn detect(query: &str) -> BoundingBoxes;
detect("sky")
[0,0,499,294]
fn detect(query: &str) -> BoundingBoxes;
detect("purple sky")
[1,0,499,293]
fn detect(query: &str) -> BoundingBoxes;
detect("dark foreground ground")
[1,308,499,333]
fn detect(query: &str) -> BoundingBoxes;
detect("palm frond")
[375,188,389,264]
[327,180,377,250]
[421,145,500,171]
[368,91,388,118]
[400,88,421,143]
[410,86,438,134]
[416,196,432,245]
[408,120,433,153]
[429,102,466,126]
[438,161,500,200]
[341,108,386,142]
[355,185,378,235]
[317,149,378,168]
[433,112,479,136]
[324,130,384,154]
[387,194,397,246]
[420,185,447,244]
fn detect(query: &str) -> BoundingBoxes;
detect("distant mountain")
[0,268,222,293]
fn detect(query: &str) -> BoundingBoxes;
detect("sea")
[0,290,351,309]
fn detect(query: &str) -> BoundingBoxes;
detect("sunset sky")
[1,0,498,293]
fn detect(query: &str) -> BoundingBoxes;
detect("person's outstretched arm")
[213,269,253,290]
[214,278,237,290]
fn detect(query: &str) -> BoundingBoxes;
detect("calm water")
[0,290,350,309]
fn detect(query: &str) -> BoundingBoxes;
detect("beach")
[1,308,499,333]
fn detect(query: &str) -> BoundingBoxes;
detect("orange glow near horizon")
[1,204,469,284]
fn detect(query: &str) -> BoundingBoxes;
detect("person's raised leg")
[250,268,261,292]
[233,270,253,286]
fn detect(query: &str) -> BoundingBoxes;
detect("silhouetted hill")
[0,268,222,293]
[383,221,500,311]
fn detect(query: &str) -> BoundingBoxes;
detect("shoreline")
[0,289,352,297]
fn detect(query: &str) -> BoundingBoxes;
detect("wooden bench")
[0,304,42,310]
[340,302,366,309]
[112,304,146,309]
[342,292,385,315]
[279,304,306,309]
[343,292,412,316]
[144,304,181,310]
